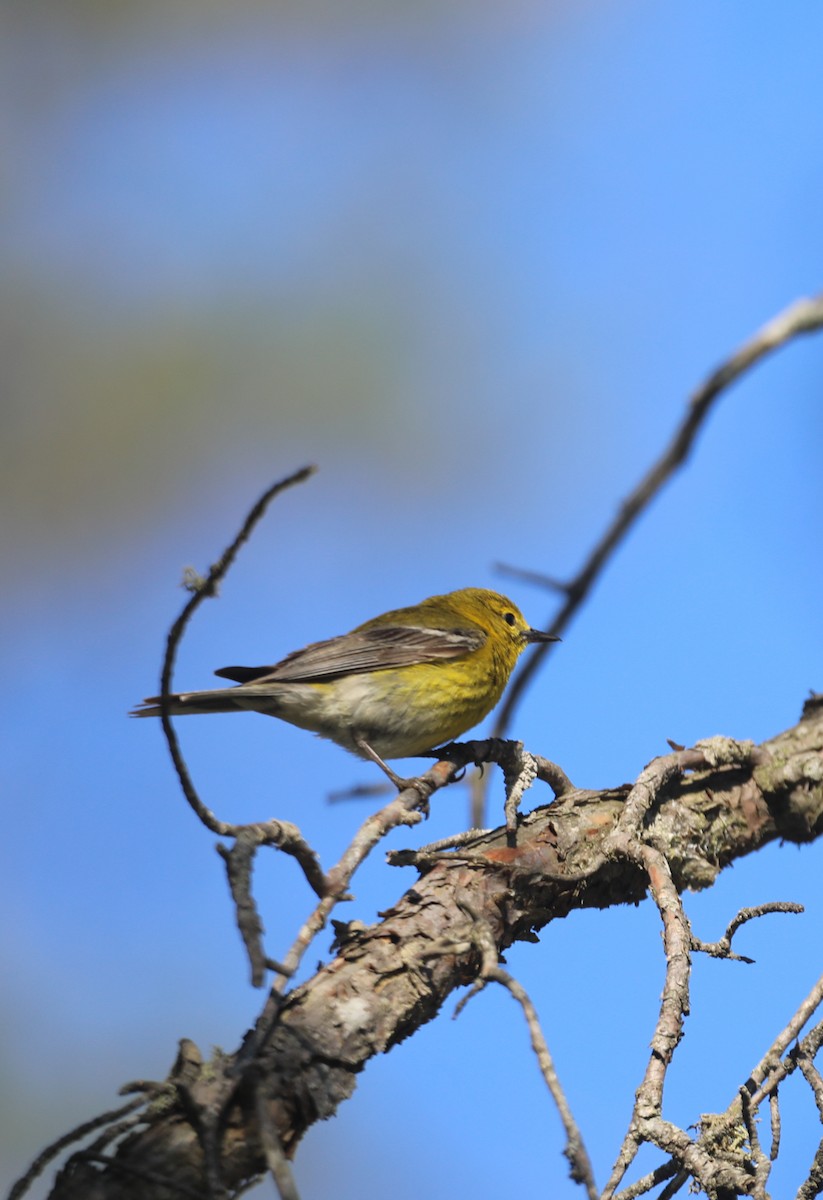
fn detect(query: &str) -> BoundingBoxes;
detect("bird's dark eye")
[503,612,516,626]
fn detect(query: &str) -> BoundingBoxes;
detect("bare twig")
[598,739,783,1197]
[255,1087,301,1200]
[500,743,539,839]
[769,1089,782,1162]
[66,1154,205,1199]
[422,738,574,832]
[216,820,328,987]
[740,1085,771,1199]
[150,468,324,986]
[491,292,823,742]
[414,827,495,854]
[533,755,576,797]
[691,901,805,964]
[612,1161,681,1200]
[654,1168,690,1200]
[237,758,463,1067]
[480,967,598,1199]
[793,1041,823,1200]
[797,1047,823,1120]
[426,906,598,1199]
[797,1141,823,1200]
[601,843,698,1198]
[216,832,269,988]
[7,1100,148,1200]
[644,976,823,1196]
[156,465,316,836]
[748,975,823,1107]
[493,562,570,594]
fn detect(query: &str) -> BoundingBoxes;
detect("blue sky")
[2,3,822,1196]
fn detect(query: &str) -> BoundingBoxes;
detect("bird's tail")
[130,689,251,718]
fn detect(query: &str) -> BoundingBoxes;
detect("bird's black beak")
[524,628,561,645]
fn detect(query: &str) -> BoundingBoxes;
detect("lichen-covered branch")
[38,698,823,1200]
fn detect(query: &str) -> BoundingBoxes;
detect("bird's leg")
[354,737,420,793]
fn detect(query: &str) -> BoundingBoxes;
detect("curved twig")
[157,465,316,836]
[492,293,823,744]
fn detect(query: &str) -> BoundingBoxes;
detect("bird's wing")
[215,624,486,685]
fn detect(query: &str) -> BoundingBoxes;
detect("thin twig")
[492,293,823,741]
[67,1153,206,1199]
[739,1085,771,1199]
[769,1089,781,1162]
[422,738,574,835]
[216,819,328,987]
[612,1161,681,1200]
[216,832,269,988]
[481,967,598,1199]
[659,977,823,1194]
[691,901,805,964]
[601,842,697,1198]
[255,1087,301,1200]
[748,975,823,1107]
[152,468,322,985]
[796,1139,823,1200]
[598,730,798,1198]
[6,1099,148,1200]
[653,1168,689,1200]
[500,743,538,840]
[408,827,496,857]
[234,758,462,1071]
[425,905,598,1198]
[598,743,772,1198]
[797,1050,823,1121]
[157,465,316,836]
[493,562,570,594]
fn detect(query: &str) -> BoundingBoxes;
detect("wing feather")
[215,624,485,685]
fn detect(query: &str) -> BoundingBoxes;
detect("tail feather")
[214,664,271,683]
[130,690,251,718]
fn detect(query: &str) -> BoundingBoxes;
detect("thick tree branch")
[38,698,823,1199]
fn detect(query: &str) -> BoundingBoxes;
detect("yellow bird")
[132,587,557,770]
